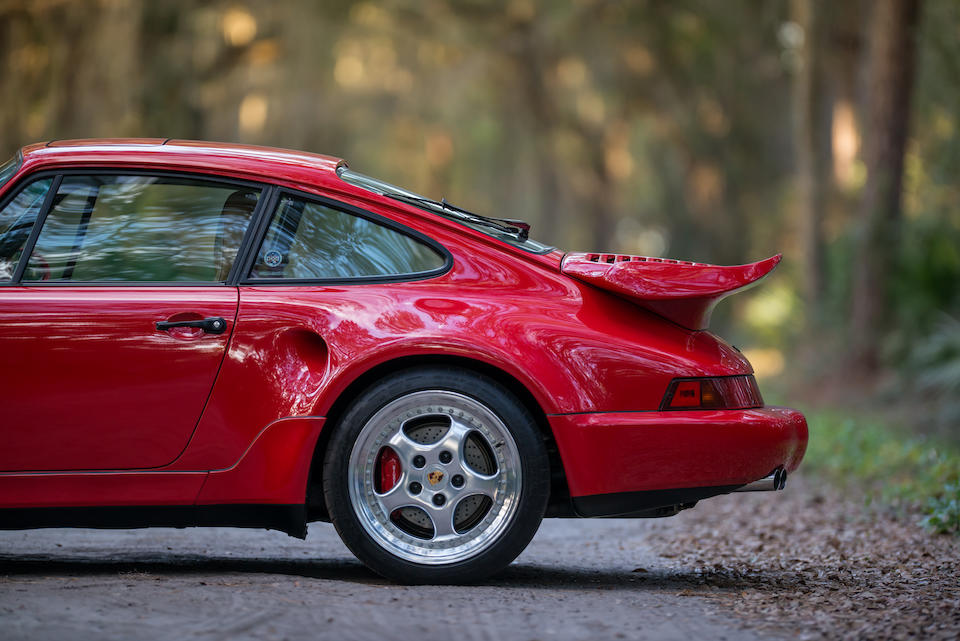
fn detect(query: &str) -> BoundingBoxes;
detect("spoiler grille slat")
[586,253,702,266]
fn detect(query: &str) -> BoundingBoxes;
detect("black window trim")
[1,168,273,287]
[237,187,453,286]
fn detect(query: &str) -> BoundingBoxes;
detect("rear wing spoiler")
[561,253,782,330]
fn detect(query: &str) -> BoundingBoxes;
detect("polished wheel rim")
[348,390,522,565]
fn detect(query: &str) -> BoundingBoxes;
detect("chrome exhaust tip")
[733,468,787,492]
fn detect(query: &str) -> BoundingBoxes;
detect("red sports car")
[0,139,807,583]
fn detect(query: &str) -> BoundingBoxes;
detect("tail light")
[660,375,763,410]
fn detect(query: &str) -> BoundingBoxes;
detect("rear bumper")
[548,406,807,516]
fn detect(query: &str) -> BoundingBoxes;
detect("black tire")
[322,366,549,584]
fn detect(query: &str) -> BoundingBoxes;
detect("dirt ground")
[647,474,960,641]
[0,475,956,640]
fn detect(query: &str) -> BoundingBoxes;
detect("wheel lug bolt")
[451,474,464,488]
[439,451,452,464]
[412,455,426,468]
[409,482,422,495]
[432,494,446,506]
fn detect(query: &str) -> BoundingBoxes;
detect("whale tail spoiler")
[561,252,782,330]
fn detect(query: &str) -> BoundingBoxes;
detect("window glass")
[0,154,20,190]
[25,175,259,282]
[250,195,446,280]
[0,178,52,281]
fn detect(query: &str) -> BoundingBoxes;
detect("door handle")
[156,317,227,335]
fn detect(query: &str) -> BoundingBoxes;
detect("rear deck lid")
[561,252,782,330]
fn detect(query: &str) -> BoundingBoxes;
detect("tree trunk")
[507,19,563,248]
[792,0,827,320]
[850,0,921,371]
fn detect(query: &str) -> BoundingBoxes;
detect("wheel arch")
[305,354,571,522]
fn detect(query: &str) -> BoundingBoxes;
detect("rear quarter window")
[250,194,447,281]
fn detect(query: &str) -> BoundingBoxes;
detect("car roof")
[18,139,345,189]
[14,138,565,266]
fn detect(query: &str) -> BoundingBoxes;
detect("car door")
[0,172,262,471]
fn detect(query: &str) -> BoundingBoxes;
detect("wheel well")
[305,355,572,522]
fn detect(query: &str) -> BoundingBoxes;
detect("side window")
[24,175,260,282]
[0,154,20,189]
[250,195,446,280]
[0,178,52,281]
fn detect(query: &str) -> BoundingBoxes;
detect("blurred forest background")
[0,0,957,442]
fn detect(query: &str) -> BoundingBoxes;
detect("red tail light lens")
[661,375,763,410]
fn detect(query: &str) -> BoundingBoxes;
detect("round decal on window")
[264,250,283,268]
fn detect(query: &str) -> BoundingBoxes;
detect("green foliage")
[804,409,960,534]
[904,315,960,424]
[920,483,960,534]
[883,314,960,437]
[891,218,960,334]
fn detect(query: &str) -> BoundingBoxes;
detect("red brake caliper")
[376,447,402,493]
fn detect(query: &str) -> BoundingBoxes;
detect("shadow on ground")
[0,552,801,595]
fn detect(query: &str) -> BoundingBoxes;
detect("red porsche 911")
[0,139,807,583]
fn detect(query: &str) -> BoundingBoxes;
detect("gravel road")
[647,475,960,641]
[0,516,784,641]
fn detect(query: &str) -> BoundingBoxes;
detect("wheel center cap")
[427,469,445,486]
